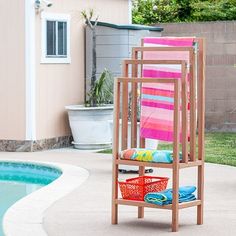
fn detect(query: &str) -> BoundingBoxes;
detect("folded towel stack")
[144,186,196,206]
[120,148,182,164]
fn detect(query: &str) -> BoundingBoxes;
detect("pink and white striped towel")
[140,37,195,142]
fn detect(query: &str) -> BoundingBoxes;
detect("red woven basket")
[118,176,169,201]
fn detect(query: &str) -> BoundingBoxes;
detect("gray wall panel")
[96,35,129,45]
[95,26,128,35]
[85,25,162,100]
[97,58,123,74]
[96,44,129,58]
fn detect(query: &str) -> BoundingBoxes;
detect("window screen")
[58,22,67,56]
[46,21,56,56]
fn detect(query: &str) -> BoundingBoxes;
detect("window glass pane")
[58,22,67,56]
[46,21,56,55]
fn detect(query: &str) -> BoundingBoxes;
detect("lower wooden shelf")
[115,199,201,210]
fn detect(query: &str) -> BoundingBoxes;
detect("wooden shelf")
[117,159,203,169]
[116,199,202,210]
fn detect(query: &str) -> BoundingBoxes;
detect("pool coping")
[2,160,89,236]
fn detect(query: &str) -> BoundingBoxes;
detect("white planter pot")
[66,105,113,150]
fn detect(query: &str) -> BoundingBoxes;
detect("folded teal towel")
[144,186,196,206]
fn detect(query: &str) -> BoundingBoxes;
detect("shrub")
[132,0,236,24]
[190,0,236,22]
[132,0,179,24]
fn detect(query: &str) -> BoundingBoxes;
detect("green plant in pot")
[86,68,114,107]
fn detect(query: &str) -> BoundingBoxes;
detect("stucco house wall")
[35,0,129,140]
[0,0,26,140]
[0,0,130,151]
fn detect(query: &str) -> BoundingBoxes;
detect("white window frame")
[41,12,71,64]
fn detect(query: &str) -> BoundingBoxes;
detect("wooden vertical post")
[138,164,145,218]
[121,62,129,150]
[172,79,180,232]
[190,48,197,161]
[133,45,145,218]
[111,80,120,224]
[181,61,188,163]
[197,38,205,225]
[131,51,138,148]
[139,40,146,149]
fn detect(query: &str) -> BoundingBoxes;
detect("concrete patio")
[0,149,236,236]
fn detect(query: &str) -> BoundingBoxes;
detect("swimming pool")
[0,161,62,236]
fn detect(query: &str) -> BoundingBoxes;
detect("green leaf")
[87,69,114,106]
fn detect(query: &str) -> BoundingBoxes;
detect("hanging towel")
[144,186,196,206]
[140,37,195,142]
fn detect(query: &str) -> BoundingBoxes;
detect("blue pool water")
[0,161,62,236]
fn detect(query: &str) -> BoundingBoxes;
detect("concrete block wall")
[159,21,236,131]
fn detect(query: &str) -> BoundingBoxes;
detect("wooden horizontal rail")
[116,199,172,209]
[132,46,194,53]
[115,199,202,210]
[179,160,203,169]
[124,59,186,65]
[178,200,202,209]
[116,159,173,169]
[116,77,178,84]
[116,159,203,169]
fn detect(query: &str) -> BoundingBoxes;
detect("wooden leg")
[112,203,118,224]
[172,80,180,232]
[138,206,144,219]
[172,211,179,232]
[138,166,145,218]
[197,205,203,225]
[172,167,179,232]
[197,165,204,225]
[111,163,119,224]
